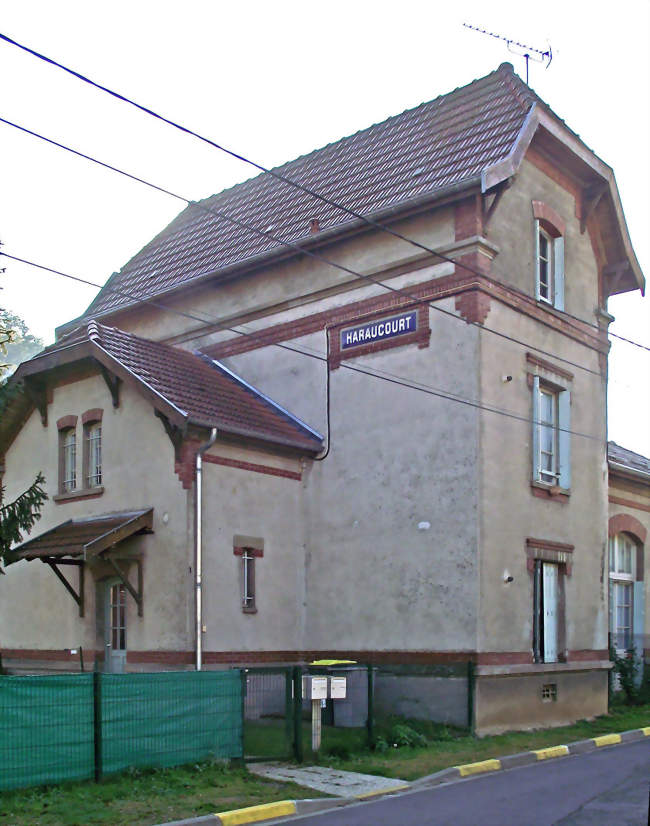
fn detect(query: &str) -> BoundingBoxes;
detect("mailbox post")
[302,675,347,751]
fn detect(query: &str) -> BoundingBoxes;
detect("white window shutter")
[543,563,558,662]
[554,236,565,310]
[532,375,541,480]
[558,390,571,489]
[534,219,541,300]
[633,582,644,657]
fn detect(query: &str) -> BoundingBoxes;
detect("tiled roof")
[82,64,540,319]
[23,322,323,453]
[6,509,153,564]
[608,441,650,476]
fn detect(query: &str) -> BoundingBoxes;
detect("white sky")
[0,0,648,455]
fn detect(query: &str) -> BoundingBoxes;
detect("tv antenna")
[463,23,552,85]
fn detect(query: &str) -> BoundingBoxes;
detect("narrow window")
[537,228,553,303]
[533,561,560,663]
[538,388,559,483]
[608,534,636,652]
[532,376,571,489]
[61,429,77,492]
[85,423,102,487]
[234,544,261,613]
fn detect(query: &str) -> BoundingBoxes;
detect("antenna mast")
[463,23,552,85]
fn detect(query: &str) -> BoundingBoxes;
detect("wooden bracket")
[482,182,508,230]
[23,377,49,427]
[580,183,607,234]
[603,261,630,295]
[106,557,143,617]
[100,366,121,408]
[155,410,184,461]
[41,557,85,616]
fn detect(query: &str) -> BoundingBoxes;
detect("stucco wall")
[0,374,191,659]
[488,156,600,324]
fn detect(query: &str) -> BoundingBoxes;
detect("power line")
[0,116,614,379]
[609,331,650,353]
[1,251,603,442]
[0,28,612,345]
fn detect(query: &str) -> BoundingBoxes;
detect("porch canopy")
[5,509,153,616]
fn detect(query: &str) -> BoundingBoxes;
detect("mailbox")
[302,675,328,700]
[329,676,347,699]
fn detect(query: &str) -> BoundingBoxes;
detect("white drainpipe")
[195,428,218,671]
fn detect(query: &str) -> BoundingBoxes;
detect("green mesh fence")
[0,674,95,790]
[100,671,242,775]
[0,670,243,791]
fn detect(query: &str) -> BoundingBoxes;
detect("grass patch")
[319,703,650,780]
[0,762,325,826]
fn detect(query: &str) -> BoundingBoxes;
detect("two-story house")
[0,63,644,733]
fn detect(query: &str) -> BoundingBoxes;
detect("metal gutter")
[608,460,650,483]
[195,428,217,671]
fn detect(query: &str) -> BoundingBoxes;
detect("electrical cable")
[1,28,630,349]
[0,250,605,442]
[0,116,618,379]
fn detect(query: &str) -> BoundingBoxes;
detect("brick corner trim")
[608,513,647,543]
[56,414,78,430]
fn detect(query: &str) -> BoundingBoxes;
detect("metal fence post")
[292,666,303,763]
[93,667,103,782]
[366,664,375,749]
[467,660,475,734]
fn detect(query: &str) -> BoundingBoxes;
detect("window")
[234,543,263,613]
[84,422,102,487]
[534,216,565,310]
[61,428,77,492]
[609,534,636,652]
[532,377,570,489]
[533,560,560,663]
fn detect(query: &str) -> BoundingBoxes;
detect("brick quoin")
[174,439,203,490]
[454,196,484,240]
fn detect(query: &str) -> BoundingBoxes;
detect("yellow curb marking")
[356,783,410,799]
[592,733,621,747]
[641,727,650,736]
[217,800,297,825]
[457,758,501,777]
[534,745,569,761]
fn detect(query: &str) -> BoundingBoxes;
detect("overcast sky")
[0,0,648,455]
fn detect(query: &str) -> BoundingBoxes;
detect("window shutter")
[534,220,541,300]
[633,582,644,657]
[532,375,541,480]
[554,236,565,310]
[558,390,571,489]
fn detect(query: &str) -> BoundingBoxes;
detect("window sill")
[242,606,258,614]
[54,486,105,504]
[531,481,570,504]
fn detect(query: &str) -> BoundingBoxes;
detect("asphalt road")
[288,739,650,826]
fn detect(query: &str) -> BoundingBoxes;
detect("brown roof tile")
[26,322,322,453]
[81,64,539,319]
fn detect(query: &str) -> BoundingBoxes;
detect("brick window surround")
[54,411,105,503]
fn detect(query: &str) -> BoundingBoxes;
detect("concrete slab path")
[247,763,410,799]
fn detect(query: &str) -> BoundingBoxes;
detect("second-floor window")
[85,423,102,487]
[61,429,76,492]
[532,376,571,490]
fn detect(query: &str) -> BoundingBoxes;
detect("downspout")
[195,427,218,671]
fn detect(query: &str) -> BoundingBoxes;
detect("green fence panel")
[0,674,94,790]
[100,671,242,775]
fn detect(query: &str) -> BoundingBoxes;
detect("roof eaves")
[482,103,538,192]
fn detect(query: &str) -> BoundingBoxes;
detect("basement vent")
[541,683,557,702]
